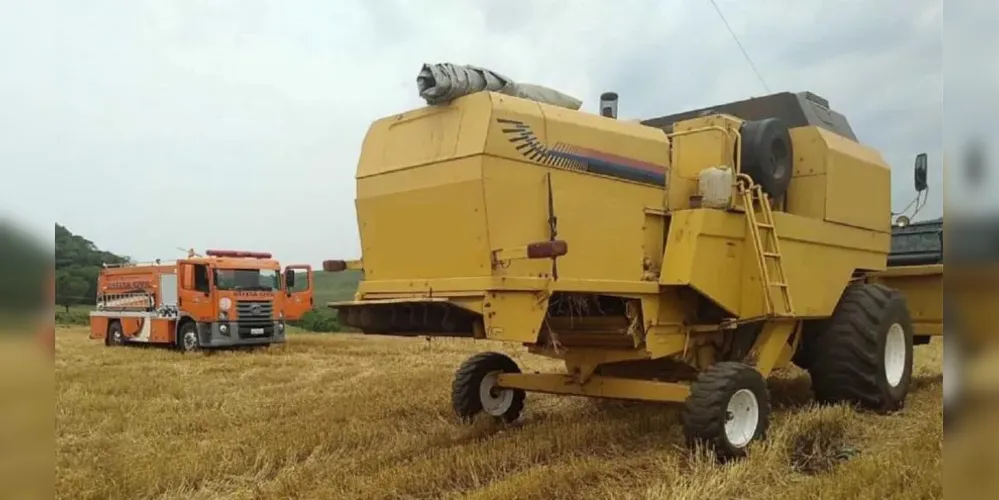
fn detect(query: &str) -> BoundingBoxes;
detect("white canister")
[697,165,735,209]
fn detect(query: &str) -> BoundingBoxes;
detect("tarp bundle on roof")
[416,63,582,110]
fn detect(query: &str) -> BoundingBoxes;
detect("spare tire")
[739,118,793,200]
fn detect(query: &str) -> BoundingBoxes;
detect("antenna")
[177,247,201,258]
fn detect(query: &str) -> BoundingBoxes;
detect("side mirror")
[914,153,928,192]
[284,268,296,289]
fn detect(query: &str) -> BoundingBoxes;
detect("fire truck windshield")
[213,268,280,291]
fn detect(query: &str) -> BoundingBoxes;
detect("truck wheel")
[177,322,200,353]
[451,352,525,423]
[107,321,125,347]
[808,283,914,413]
[681,361,771,461]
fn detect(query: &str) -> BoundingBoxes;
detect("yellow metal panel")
[869,264,943,336]
[642,290,688,359]
[483,93,548,165]
[819,128,890,170]
[785,175,827,220]
[784,126,892,233]
[645,327,687,359]
[480,157,552,280]
[660,209,746,315]
[668,115,742,211]
[533,98,671,171]
[482,291,547,343]
[497,373,691,403]
[789,127,829,176]
[670,115,742,179]
[748,320,798,376]
[826,150,892,232]
[741,210,890,319]
[357,92,493,178]
[482,159,666,283]
[355,159,491,281]
[356,155,484,198]
[355,277,658,296]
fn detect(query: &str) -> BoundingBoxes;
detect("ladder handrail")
[737,174,795,318]
[96,292,156,310]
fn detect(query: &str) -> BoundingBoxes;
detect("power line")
[707,0,771,94]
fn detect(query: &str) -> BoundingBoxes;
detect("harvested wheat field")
[55,326,943,500]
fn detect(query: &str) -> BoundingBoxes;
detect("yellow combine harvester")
[324,89,943,459]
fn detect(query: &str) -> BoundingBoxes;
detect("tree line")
[54,223,130,312]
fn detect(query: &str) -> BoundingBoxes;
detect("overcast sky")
[2,0,950,265]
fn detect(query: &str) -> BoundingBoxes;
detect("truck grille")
[236,300,274,325]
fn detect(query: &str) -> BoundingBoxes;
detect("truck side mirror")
[914,153,928,192]
[284,268,296,289]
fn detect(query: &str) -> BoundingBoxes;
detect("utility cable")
[707,0,771,94]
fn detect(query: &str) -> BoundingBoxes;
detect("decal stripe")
[496,118,666,186]
[564,145,664,174]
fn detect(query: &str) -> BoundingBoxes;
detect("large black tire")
[177,321,200,353]
[106,320,125,347]
[808,283,914,413]
[681,362,771,461]
[451,352,525,423]
[739,118,794,200]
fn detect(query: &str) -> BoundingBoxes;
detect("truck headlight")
[220,324,229,334]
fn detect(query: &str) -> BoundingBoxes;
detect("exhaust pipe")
[600,92,619,119]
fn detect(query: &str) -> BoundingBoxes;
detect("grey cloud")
[2,0,946,263]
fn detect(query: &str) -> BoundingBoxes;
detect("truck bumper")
[197,321,287,347]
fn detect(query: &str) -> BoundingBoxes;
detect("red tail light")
[322,260,347,272]
[526,240,568,259]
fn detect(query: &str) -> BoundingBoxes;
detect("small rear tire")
[107,321,125,347]
[681,362,771,461]
[177,322,200,353]
[451,352,526,423]
[808,283,914,413]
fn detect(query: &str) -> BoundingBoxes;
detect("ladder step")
[769,282,788,288]
[756,222,774,229]
[763,252,781,258]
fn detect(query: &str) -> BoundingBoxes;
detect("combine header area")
[89,250,314,352]
[325,86,943,459]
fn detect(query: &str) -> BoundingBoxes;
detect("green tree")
[55,270,89,313]
[53,224,129,311]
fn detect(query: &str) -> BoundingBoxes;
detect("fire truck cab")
[88,249,314,352]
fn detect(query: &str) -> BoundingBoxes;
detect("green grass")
[308,270,362,305]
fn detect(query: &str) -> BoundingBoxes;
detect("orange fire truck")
[88,250,313,352]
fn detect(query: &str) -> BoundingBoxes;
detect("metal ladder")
[738,177,795,318]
